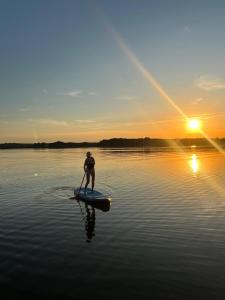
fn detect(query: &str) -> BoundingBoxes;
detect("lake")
[1,148,225,299]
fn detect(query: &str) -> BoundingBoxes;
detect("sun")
[187,118,201,131]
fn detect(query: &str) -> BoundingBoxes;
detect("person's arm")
[84,159,87,171]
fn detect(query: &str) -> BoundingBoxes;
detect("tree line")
[1,137,225,149]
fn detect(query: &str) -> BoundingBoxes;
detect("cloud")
[19,107,31,112]
[28,118,96,128]
[195,75,225,91]
[184,26,191,33]
[75,119,96,124]
[64,90,83,97]
[62,90,96,97]
[193,97,203,105]
[0,120,17,125]
[197,111,225,120]
[115,95,136,101]
[30,118,68,127]
[42,89,48,95]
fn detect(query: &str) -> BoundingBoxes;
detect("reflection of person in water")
[85,204,95,243]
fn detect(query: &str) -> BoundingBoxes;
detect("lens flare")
[108,26,225,156]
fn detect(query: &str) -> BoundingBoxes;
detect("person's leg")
[85,171,90,191]
[91,169,95,191]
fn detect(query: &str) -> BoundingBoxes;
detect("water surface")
[1,148,225,299]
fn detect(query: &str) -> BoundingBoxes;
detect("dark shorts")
[86,168,95,177]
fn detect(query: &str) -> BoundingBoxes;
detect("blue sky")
[1,0,225,142]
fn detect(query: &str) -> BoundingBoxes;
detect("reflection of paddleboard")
[74,187,111,204]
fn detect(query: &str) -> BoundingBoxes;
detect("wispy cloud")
[196,111,225,120]
[63,90,83,97]
[19,107,31,112]
[184,26,191,33]
[195,75,225,91]
[61,90,97,98]
[29,118,68,127]
[193,97,203,105]
[75,119,96,123]
[115,95,137,101]
[42,89,48,95]
[28,118,97,128]
[0,120,17,125]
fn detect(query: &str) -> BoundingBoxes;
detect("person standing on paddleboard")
[84,151,95,192]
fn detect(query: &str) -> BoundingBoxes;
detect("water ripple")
[1,148,225,298]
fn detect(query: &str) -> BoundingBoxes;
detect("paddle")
[77,170,86,198]
[75,171,87,223]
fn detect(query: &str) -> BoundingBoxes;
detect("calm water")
[1,148,225,299]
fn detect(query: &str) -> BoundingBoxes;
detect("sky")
[1,0,225,142]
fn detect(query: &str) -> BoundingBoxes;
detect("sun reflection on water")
[190,154,199,174]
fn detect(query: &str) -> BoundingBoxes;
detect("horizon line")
[1,136,225,145]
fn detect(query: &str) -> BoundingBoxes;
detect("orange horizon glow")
[1,115,225,143]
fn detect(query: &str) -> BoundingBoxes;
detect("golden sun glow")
[187,118,201,131]
[190,154,199,174]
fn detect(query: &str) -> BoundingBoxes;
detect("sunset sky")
[1,0,225,142]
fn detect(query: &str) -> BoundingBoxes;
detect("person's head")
[86,151,92,158]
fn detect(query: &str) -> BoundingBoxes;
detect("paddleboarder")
[84,151,95,192]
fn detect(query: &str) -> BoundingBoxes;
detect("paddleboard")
[74,187,111,204]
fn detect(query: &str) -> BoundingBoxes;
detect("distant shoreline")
[1,137,225,149]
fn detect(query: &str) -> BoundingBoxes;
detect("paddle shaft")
[77,171,86,196]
